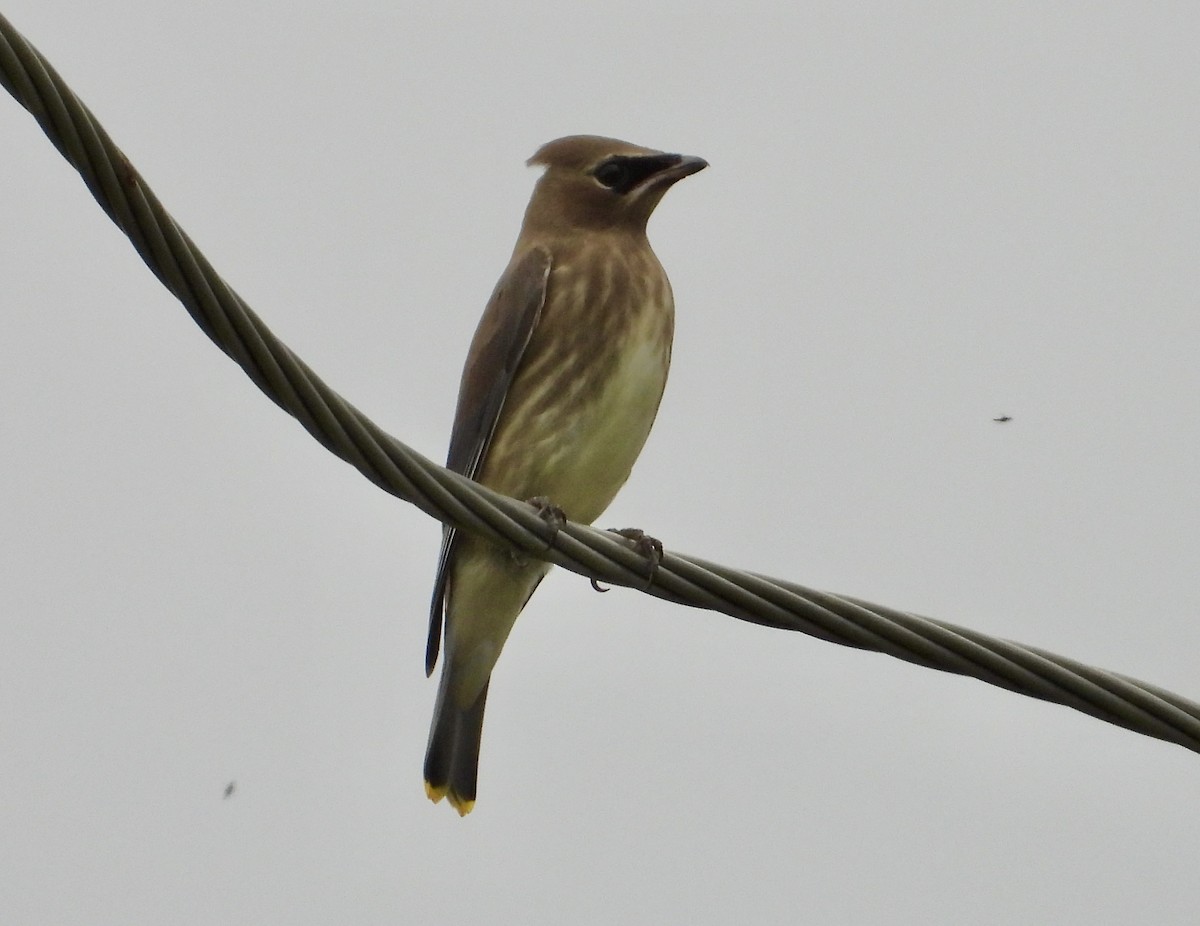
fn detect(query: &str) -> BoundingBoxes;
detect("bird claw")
[609,527,664,589]
[526,496,566,551]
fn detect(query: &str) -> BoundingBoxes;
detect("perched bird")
[424,135,706,815]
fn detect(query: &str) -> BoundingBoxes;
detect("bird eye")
[593,159,630,191]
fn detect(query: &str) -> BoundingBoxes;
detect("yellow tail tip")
[425,780,475,815]
[449,795,476,817]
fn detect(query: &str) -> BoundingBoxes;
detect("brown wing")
[426,246,553,675]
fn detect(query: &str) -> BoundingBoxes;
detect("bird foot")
[608,527,664,590]
[526,496,567,552]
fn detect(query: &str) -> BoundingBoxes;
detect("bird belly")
[537,335,668,522]
[480,307,670,526]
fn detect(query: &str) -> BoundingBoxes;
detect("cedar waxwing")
[424,135,706,814]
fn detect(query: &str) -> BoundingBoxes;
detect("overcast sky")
[3,2,1199,923]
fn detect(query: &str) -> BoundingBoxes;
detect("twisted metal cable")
[3,11,1198,755]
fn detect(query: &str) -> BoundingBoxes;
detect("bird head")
[522,135,707,236]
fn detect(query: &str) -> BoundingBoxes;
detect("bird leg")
[609,527,664,590]
[525,496,567,553]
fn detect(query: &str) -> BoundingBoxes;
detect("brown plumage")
[424,135,706,815]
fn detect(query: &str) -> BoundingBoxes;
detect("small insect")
[223,781,236,799]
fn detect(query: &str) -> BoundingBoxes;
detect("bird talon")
[590,577,610,593]
[610,527,663,589]
[527,496,566,551]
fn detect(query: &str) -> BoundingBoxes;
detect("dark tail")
[423,673,490,816]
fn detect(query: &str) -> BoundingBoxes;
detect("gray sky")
[3,2,1199,923]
